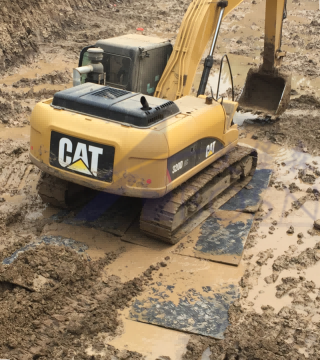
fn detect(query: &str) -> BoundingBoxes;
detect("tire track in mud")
[0,140,44,247]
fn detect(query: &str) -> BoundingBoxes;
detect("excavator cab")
[76,34,173,96]
[73,1,290,116]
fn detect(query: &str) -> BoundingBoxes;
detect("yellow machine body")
[30,96,238,198]
[30,0,289,213]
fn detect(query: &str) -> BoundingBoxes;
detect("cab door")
[137,45,172,96]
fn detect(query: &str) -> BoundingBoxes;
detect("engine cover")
[52,83,180,127]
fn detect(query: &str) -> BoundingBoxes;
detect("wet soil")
[238,111,320,156]
[0,0,320,359]
[0,241,162,359]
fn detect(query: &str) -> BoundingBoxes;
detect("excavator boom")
[155,0,244,100]
[155,0,291,115]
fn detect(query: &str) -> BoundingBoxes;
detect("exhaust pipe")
[73,65,94,87]
[73,48,104,87]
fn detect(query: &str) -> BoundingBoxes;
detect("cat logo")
[206,141,216,158]
[58,138,103,177]
[50,131,115,183]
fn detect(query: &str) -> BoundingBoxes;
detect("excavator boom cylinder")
[197,2,226,97]
[156,0,291,115]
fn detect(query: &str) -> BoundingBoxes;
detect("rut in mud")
[0,0,320,359]
[0,241,163,359]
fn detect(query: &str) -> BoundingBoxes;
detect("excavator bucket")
[238,67,291,115]
[238,0,291,115]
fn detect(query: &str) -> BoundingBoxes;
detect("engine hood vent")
[93,87,130,99]
[52,83,180,127]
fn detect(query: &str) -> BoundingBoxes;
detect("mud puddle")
[0,124,30,140]
[104,318,191,360]
[233,112,259,126]
[293,0,319,10]
[0,58,74,87]
[103,253,244,352]
[291,74,320,97]
[234,136,320,315]
[241,137,320,164]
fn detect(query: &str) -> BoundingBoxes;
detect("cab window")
[81,52,131,87]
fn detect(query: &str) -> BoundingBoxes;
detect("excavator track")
[140,145,258,244]
[37,173,96,208]
[37,146,257,245]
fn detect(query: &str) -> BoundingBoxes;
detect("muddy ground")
[0,0,320,359]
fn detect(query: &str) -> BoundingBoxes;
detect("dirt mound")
[0,242,159,359]
[0,0,187,73]
[244,113,320,155]
[289,95,320,110]
[0,87,59,101]
[0,139,45,245]
[0,99,31,125]
[0,0,106,72]
[0,87,62,126]
[12,70,72,88]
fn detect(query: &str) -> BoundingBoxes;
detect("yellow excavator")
[29,0,290,244]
